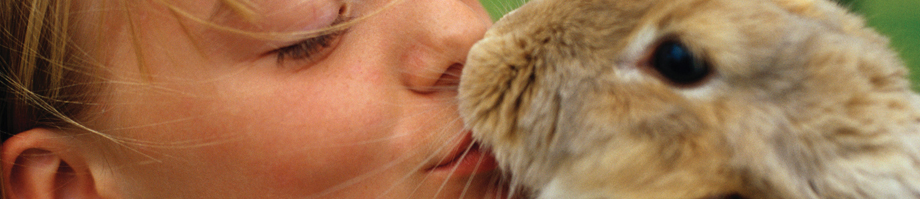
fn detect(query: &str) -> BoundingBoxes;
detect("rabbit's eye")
[650,41,711,85]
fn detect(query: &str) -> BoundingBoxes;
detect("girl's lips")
[427,134,498,175]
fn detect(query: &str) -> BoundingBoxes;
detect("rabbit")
[457,0,920,198]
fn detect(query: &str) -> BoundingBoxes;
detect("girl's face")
[75,0,500,198]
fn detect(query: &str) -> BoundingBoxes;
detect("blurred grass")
[478,0,920,90]
[841,0,920,90]
[479,0,527,21]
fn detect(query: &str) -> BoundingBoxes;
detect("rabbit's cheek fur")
[459,0,920,198]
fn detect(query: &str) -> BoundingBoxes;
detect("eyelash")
[275,30,345,63]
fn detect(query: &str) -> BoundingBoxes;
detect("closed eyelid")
[196,1,358,61]
[270,14,355,64]
[274,28,347,63]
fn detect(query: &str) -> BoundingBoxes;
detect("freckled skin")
[44,0,507,198]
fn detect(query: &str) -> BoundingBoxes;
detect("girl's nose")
[393,0,491,94]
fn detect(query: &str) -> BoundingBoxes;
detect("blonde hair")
[1,0,94,141]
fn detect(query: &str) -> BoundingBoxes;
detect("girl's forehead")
[139,0,344,32]
[76,0,341,27]
[72,0,347,60]
[208,0,342,26]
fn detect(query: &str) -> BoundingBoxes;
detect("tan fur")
[457,0,920,198]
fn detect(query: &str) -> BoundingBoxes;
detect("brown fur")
[458,0,920,198]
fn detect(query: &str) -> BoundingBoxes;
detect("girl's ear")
[2,128,101,199]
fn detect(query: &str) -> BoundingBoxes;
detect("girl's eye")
[274,30,345,63]
[273,4,353,65]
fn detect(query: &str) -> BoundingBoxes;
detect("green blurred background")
[478,0,920,89]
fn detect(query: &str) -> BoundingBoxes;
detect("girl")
[1,0,508,198]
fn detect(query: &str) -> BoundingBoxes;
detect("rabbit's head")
[458,0,920,198]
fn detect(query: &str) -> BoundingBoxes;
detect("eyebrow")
[208,0,259,23]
